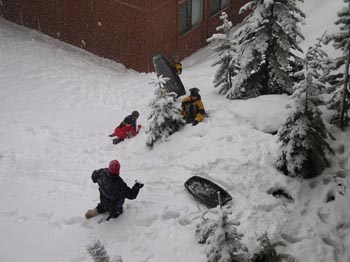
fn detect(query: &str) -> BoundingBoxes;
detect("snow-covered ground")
[0,0,349,261]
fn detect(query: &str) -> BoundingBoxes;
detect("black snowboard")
[152,53,186,97]
[184,176,232,208]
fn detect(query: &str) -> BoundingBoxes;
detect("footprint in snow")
[281,233,302,244]
[1,210,29,223]
[177,216,192,226]
[135,214,158,227]
[322,237,341,253]
[0,210,18,217]
[37,212,54,221]
[317,207,330,224]
[335,144,345,154]
[161,210,180,220]
[63,216,84,225]
[338,158,348,169]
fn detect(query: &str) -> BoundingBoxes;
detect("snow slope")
[0,0,349,261]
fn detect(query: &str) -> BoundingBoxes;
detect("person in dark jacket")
[109,111,141,144]
[85,159,144,220]
[181,87,206,126]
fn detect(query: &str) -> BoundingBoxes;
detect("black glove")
[134,182,144,189]
[108,134,114,137]
[106,209,123,221]
[91,170,100,183]
[192,120,199,126]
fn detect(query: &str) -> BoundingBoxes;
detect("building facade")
[0,0,247,72]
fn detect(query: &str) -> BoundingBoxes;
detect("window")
[179,0,203,35]
[210,0,231,16]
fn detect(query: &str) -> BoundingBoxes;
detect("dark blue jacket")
[120,115,137,132]
[91,168,140,215]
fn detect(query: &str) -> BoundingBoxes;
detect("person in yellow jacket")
[181,87,206,126]
[171,53,182,75]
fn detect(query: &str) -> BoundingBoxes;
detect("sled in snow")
[184,176,232,208]
[152,53,186,98]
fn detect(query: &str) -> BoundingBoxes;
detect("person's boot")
[85,208,98,219]
[112,138,123,144]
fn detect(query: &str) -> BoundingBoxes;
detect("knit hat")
[131,111,139,118]
[189,87,200,96]
[109,160,120,175]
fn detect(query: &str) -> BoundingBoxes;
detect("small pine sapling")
[275,46,334,178]
[87,240,112,262]
[207,12,239,95]
[251,232,297,262]
[87,240,123,262]
[195,204,249,262]
[146,74,185,148]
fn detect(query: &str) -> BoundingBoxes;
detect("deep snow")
[0,0,349,261]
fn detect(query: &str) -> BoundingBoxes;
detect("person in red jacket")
[109,111,141,144]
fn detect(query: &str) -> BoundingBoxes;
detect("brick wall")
[0,0,247,72]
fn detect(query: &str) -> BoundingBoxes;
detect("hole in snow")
[265,129,278,135]
[281,233,302,244]
[335,144,345,154]
[325,191,335,203]
[267,188,294,202]
[335,170,347,179]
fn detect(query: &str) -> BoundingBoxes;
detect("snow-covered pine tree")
[323,0,350,129]
[275,46,333,179]
[251,232,297,262]
[195,205,249,262]
[227,0,305,99]
[146,74,185,148]
[207,12,238,96]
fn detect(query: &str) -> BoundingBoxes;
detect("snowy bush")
[195,206,249,262]
[146,74,185,148]
[227,0,305,99]
[207,12,238,96]
[251,232,297,262]
[275,46,334,178]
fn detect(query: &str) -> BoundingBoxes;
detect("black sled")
[184,176,232,208]
[152,53,186,98]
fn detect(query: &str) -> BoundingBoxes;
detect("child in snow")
[85,160,144,221]
[181,87,206,126]
[171,53,182,75]
[109,111,141,144]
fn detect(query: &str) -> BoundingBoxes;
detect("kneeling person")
[85,160,144,221]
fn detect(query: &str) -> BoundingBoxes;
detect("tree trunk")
[340,1,350,130]
[340,47,350,130]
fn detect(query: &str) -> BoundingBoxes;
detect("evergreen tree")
[275,46,333,179]
[195,205,249,262]
[207,12,238,95]
[251,232,297,262]
[323,0,350,129]
[227,0,305,99]
[146,74,185,148]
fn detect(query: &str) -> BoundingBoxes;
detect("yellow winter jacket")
[172,61,182,75]
[181,96,205,122]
